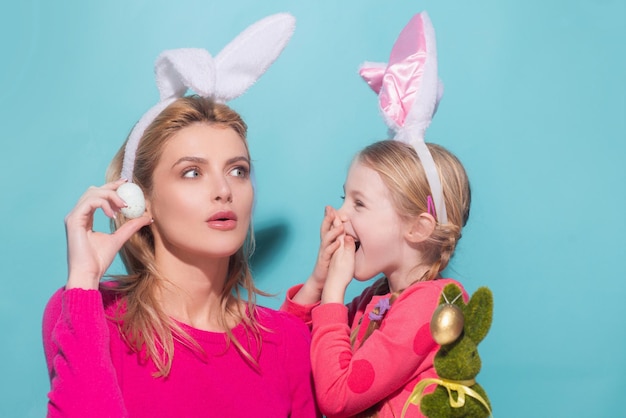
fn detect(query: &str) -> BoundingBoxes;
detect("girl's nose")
[335,206,349,225]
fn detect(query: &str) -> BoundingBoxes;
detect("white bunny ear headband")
[117,13,296,218]
[359,11,448,224]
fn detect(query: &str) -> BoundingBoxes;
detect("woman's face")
[147,122,253,262]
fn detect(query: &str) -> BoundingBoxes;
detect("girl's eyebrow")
[345,187,366,200]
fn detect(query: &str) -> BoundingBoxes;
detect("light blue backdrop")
[1,1,624,417]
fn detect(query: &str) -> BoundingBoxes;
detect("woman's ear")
[405,213,436,244]
[143,194,153,219]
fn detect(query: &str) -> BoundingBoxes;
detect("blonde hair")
[105,95,264,377]
[358,140,471,284]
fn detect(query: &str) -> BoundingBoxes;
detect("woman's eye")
[182,168,200,178]
[229,166,249,178]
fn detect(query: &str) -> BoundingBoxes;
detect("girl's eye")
[229,166,250,178]
[182,168,201,178]
[355,200,365,208]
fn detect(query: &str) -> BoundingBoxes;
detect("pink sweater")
[282,279,467,418]
[43,286,319,418]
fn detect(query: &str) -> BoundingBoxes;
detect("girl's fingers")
[321,223,344,246]
[320,206,335,237]
[321,238,341,261]
[343,234,356,253]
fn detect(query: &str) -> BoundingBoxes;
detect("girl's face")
[147,123,253,262]
[337,160,410,281]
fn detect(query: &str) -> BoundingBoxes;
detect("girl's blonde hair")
[358,139,471,283]
[105,95,264,377]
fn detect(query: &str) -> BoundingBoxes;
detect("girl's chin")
[353,271,379,282]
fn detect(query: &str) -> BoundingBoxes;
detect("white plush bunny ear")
[155,48,216,100]
[120,12,296,186]
[214,13,296,102]
[359,11,448,224]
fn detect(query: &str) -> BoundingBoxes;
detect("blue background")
[1,1,624,416]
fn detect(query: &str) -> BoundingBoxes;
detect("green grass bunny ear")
[465,287,494,344]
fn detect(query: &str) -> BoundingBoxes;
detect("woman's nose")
[213,176,233,203]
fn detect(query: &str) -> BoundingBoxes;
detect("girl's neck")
[386,263,431,293]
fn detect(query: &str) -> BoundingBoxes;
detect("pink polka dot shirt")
[282,278,467,417]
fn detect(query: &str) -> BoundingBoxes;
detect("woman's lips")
[207,211,237,230]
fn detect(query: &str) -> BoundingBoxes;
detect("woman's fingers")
[111,216,152,248]
[64,181,148,290]
[66,182,130,225]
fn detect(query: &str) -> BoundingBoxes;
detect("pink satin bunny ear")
[120,13,295,182]
[359,11,448,224]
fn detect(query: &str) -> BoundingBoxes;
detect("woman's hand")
[64,179,152,290]
[321,234,356,305]
[292,206,344,305]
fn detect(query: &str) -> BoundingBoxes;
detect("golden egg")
[430,303,464,345]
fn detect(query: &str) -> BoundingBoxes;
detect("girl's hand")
[64,179,152,290]
[321,234,356,304]
[292,206,344,305]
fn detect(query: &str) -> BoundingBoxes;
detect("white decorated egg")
[117,182,146,219]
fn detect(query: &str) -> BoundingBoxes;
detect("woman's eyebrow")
[171,155,250,169]
[171,156,208,168]
[226,156,251,166]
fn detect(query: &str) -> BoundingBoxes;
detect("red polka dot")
[413,323,435,356]
[339,351,351,369]
[347,359,376,394]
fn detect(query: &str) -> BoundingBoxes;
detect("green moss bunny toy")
[403,283,493,417]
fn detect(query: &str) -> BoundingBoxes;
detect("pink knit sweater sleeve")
[42,288,128,418]
[310,284,445,417]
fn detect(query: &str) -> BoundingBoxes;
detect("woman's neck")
[155,250,236,332]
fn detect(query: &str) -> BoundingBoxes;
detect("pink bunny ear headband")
[117,13,296,218]
[359,11,448,224]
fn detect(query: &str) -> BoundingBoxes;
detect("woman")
[43,95,317,417]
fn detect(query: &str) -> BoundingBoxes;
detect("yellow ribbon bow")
[401,377,492,417]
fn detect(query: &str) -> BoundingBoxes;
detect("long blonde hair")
[105,95,265,377]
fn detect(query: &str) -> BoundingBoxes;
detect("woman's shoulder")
[254,305,311,342]
[43,281,125,319]
[256,305,308,329]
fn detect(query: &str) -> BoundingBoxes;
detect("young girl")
[282,12,471,417]
[42,14,318,418]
